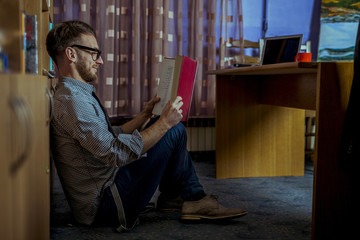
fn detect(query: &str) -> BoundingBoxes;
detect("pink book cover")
[177,56,198,121]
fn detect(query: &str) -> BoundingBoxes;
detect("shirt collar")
[59,76,96,94]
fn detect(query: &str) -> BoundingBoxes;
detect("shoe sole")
[181,211,248,221]
[157,208,182,213]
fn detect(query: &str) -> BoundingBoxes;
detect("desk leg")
[312,62,356,239]
[215,75,304,178]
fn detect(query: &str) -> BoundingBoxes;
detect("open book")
[152,55,198,121]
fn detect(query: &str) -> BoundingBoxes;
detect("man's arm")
[120,96,160,134]
[140,96,183,154]
[120,95,183,154]
[120,112,151,134]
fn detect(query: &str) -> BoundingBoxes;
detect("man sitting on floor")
[46,20,247,232]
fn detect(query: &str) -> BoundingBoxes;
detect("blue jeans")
[95,119,204,226]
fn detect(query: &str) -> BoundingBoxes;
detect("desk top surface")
[207,62,319,76]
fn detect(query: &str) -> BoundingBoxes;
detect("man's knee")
[173,122,187,136]
[166,122,187,143]
[174,122,186,132]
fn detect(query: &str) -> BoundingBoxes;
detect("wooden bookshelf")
[0,0,22,73]
[0,0,53,239]
[0,0,53,73]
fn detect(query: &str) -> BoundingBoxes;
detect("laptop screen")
[260,34,303,65]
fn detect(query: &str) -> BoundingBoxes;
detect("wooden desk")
[208,62,356,239]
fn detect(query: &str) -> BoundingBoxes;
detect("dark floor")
[50,157,313,240]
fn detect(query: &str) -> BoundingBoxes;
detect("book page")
[170,55,183,101]
[152,58,176,115]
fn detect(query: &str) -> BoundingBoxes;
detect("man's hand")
[139,96,183,153]
[159,96,184,129]
[142,95,161,118]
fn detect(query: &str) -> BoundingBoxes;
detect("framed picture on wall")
[318,0,360,61]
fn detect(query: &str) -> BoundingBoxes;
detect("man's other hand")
[159,96,183,129]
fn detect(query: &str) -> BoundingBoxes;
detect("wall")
[228,0,321,59]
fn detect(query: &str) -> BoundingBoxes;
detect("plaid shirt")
[51,77,143,225]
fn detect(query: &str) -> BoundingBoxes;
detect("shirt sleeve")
[55,93,143,167]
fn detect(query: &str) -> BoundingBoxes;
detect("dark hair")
[46,20,96,64]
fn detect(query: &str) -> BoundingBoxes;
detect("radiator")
[110,117,216,152]
[186,126,215,151]
[184,118,215,152]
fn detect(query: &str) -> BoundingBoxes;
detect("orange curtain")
[53,0,244,118]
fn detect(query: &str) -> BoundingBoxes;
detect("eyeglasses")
[71,44,102,61]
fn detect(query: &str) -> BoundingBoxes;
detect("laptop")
[234,34,303,67]
[260,34,303,65]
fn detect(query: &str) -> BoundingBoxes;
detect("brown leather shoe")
[181,195,247,220]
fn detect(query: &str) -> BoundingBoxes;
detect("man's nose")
[96,56,104,64]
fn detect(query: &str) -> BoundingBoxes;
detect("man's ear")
[65,47,77,63]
